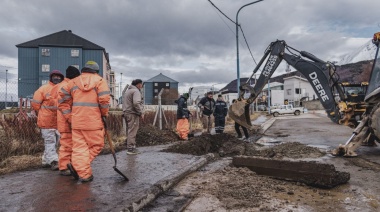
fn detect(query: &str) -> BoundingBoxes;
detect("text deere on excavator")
[229,32,380,157]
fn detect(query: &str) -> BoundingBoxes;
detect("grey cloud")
[0,0,378,87]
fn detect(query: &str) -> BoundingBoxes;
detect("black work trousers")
[214,115,226,133]
[234,122,249,139]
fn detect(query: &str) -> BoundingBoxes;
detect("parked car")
[271,105,304,117]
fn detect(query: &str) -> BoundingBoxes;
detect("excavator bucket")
[228,100,252,129]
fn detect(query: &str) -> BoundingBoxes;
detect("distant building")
[15,30,116,107]
[219,77,255,104]
[262,82,284,106]
[144,73,178,105]
[283,75,317,106]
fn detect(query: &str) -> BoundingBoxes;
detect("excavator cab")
[338,82,368,128]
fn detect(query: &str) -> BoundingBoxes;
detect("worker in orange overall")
[31,70,64,171]
[58,61,110,183]
[175,93,190,140]
[51,66,80,176]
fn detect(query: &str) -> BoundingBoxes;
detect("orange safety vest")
[58,72,110,130]
[51,78,72,133]
[31,81,59,129]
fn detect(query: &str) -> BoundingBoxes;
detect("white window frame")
[71,49,79,57]
[41,80,49,85]
[41,48,50,56]
[154,83,158,86]
[166,83,169,87]
[154,89,158,93]
[42,64,50,72]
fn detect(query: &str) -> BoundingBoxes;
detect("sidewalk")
[0,145,212,212]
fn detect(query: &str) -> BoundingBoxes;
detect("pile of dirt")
[164,133,245,156]
[183,166,300,210]
[136,125,179,146]
[245,142,325,159]
[184,165,350,211]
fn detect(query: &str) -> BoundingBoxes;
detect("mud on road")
[146,113,380,212]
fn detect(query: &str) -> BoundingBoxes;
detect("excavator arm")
[230,40,345,128]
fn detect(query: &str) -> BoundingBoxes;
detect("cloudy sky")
[0,0,379,94]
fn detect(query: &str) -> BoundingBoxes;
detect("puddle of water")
[251,115,268,125]
[256,136,282,146]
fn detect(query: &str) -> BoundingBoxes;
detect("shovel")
[102,117,129,181]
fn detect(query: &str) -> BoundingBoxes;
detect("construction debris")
[233,156,350,188]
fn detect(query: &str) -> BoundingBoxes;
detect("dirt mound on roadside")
[205,166,295,210]
[245,142,325,159]
[136,125,179,146]
[163,133,245,156]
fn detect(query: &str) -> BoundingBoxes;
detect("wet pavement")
[0,145,210,211]
[264,111,380,163]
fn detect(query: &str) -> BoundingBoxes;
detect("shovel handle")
[103,117,117,165]
[102,116,129,181]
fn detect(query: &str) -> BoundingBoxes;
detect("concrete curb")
[124,153,215,212]
[259,117,276,134]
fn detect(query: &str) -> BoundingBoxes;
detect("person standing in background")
[198,91,215,133]
[176,93,190,140]
[123,79,144,155]
[213,95,228,134]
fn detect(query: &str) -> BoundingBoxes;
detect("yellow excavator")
[338,82,368,128]
[229,32,380,157]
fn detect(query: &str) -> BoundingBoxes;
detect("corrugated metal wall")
[144,82,153,104]
[143,82,178,105]
[18,47,104,98]
[18,48,39,98]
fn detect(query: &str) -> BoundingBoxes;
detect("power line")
[207,0,260,70]
[209,4,236,35]
[207,0,236,25]
[239,25,259,66]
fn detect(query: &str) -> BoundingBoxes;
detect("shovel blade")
[113,166,129,181]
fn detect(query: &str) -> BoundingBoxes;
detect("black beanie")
[66,66,80,79]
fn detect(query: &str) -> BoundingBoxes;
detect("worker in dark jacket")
[198,91,215,133]
[213,95,228,133]
[176,93,190,140]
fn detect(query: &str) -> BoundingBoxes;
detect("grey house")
[144,73,178,105]
[15,30,116,102]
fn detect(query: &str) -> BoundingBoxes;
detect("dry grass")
[0,155,41,175]
[0,112,129,175]
[0,110,262,175]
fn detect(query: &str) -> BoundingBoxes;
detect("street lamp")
[236,0,264,95]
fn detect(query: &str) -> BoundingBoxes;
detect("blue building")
[16,30,116,104]
[144,73,178,105]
